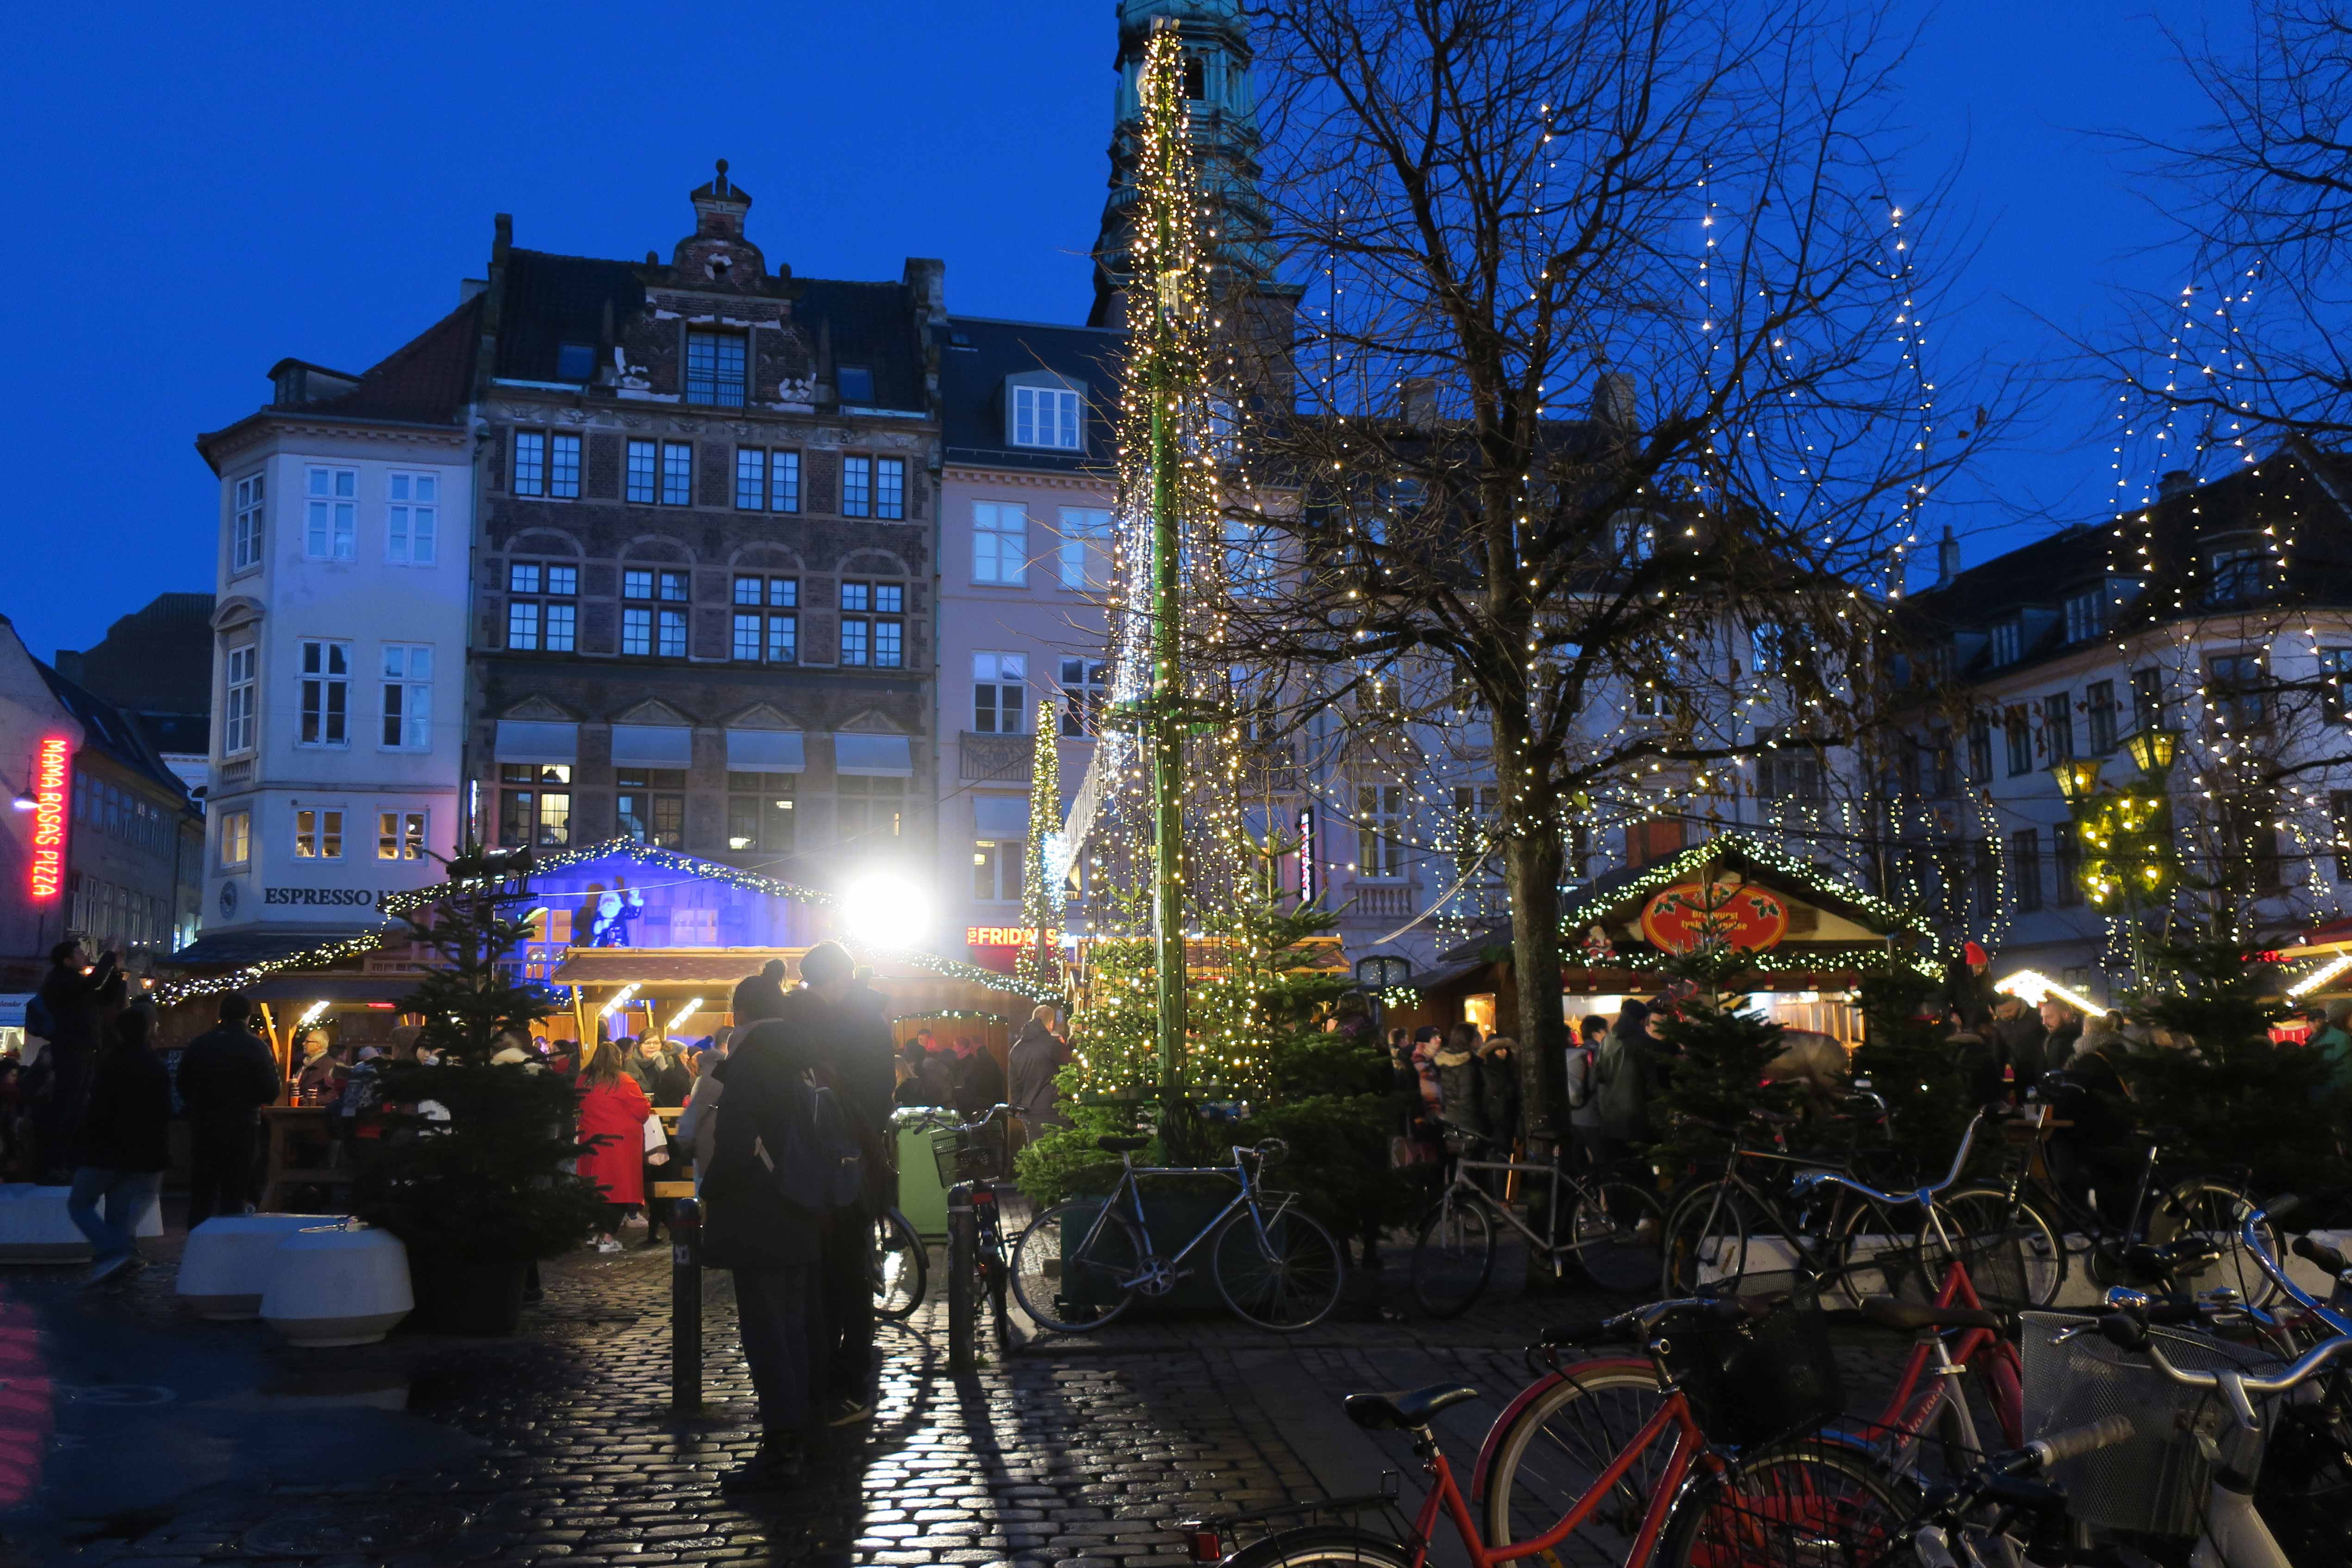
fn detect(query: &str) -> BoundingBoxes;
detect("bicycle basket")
[2020,1310,2287,1537]
[928,1124,1010,1187]
[1670,1298,1846,1449]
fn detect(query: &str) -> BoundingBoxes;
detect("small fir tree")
[1645,947,1804,1177]
[1015,721,1063,998]
[1849,952,1973,1180]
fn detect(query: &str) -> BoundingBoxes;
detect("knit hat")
[1963,941,1989,966]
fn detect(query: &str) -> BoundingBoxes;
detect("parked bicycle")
[1408,1121,1665,1316]
[872,1103,1019,1324]
[1010,1136,1344,1332]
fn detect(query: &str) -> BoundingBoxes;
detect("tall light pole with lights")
[2051,727,2182,989]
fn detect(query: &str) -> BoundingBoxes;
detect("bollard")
[945,1181,976,1375]
[670,1196,702,1412]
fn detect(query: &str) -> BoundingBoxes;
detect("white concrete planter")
[0,1184,163,1262]
[260,1224,413,1347]
[176,1214,348,1320]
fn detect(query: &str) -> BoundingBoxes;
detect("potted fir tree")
[350,848,607,1335]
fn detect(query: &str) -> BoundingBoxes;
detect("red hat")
[1963,941,1988,966]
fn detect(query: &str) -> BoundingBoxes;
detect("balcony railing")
[1349,882,1415,920]
[959,731,1032,783]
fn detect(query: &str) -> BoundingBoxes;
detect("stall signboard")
[1639,882,1790,954]
[28,736,68,902]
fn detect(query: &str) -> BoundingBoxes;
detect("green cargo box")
[897,1120,951,1239]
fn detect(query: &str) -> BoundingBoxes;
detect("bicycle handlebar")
[2135,1326,2352,1407]
[1789,1110,1984,1211]
[1541,1293,1758,1348]
[2233,1204,2352,1336]
[2023,1414,2136,1472]
[2294,1233,2348,1276]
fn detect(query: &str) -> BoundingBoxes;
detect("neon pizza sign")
[28,735,69,902]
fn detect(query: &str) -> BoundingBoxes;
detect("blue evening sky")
[0,1,2231,664]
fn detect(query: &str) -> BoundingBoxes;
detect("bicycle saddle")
[1343,1383,1482,1432]
[2121,1238,2218,1284]
[1858,1295,2008,1335]
[1095,1136,1150,1154]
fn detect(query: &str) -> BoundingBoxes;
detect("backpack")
[21,993,52,1043]
[756,1082,865,1214]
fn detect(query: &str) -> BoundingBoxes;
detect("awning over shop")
[726,728,806,772]
[163,927,389,969]
[613,724,692,767]
[244,975,424,1005]
[497,720,579,764]
[973,794,1030,837]
[834,733,913,776]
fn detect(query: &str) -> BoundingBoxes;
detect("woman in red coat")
[576,1042,651,1254]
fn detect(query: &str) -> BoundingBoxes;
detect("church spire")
[1089,1,1276,328]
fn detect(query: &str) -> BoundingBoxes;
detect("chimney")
[902,257,947,325]
[2158,469,2195,500]
[1935,525,1960,589]
[493,212,513,264]
[1399,376,1439,427]
[1592,371,1637,431]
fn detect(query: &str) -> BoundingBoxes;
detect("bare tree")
[1217,0,1997,1142]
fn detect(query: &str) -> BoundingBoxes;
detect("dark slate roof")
[51,592,216,717]
[297,294,484,424]
[163,928,384,969]
[1906,445,2352,681]
[941,315,1125,472]
[801,279,927,412]
[131,712,210,757]
[33,662,198,807]
[494,249,646,383]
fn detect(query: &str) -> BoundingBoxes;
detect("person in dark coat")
[701,975,825,1489]
[1476,1036,1521,1149]
[1007,1006,1067,1137]
[628,1036,693,1106]
[955,1039,1008,1119]
[1984,994,2046,1099]
[729,960,788,1028]
[35,940,118,1178]
[175,992,283,1227]
[1591,999,1655,1169]
[68,1006,169,1287]
[2037,1000,2083,1082]
[1945,942,1996,1032]
[800,947,890,1426]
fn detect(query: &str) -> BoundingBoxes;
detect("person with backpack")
[701,952,868,1490]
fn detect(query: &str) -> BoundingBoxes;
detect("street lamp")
[2050,728,2182,990]
[2121,726,2179,778]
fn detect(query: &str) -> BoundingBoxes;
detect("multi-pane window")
[498,763,571,848]
[2209,652,2269,731]
[684,331,747,407]
[386,473,437,564]
[616,769,686,849]
[836,775,904,841]
[843,455,871,516]
[662,442,693,506]
[1357,784,1406,878]
[1989,619,2021,667]
[1060,658,1109,736]
[299,640,350,746]
[223,644,257,754]
[1223,520,1277,596]
[2063,587,2105,644]
[2052,823,2083,907]
[2208,548,2267,605]
[2222,796,2283,890]
[622,571,688,658]
[841,581,903,668]
[294,808,344,859]
[726,773,797,852]
[973,653,1027,733]
[973,837,1026,900]
[1058,507,1113,589]
[506,562,577,651]
[2086,680,2119,755]
[1755,728,1824,800]
[1013,384,1083,450]
[2010,828,2043,912]
[231,472,265,571]
[549,434,581,498]
[626,440,657,504]
[380,645,432,749]
[218,809,250,868]
[841,455,905,520]
[305,468,357,559]
[2321,648,2352,722]
[2042,692,2074,762]
[730,575,798,663]
[2132,667,2167,733]
[377,811,427,861]
[2003,705,2031,776]
[734,448,802,512]
[1966,717,1991,782]
[973,502,1026,584]
[514,432,546,495]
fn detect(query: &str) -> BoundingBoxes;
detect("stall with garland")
[156,838,1047,1076]
[1395,833,1948,1045]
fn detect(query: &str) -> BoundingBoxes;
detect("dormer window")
[1013,383,1084,450]
[2208,548,2267,605]
[837,365,875,404]
[556,342,597,382]
[2063,587,2104,643]
[1989,618,2021,667]
[685,331,747,407]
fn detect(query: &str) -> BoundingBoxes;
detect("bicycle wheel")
[1220,1525,1412,1568]
[1658,1439,1917,1568]
[1942,1185,2065,1308]
[1660,1181,1752,1297]
[872,1208,926,1320]
[1214,1205,1345,1331]
[1826,1194,1916,1307]
[1483,1361,1672,1549]
[2155,1179,2283,1307]
[1011,1199,1143,1332]
[1567,1175,1665,1293]
[1409,1193,1495,1318]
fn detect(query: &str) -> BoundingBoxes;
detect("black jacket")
[176,1025,282,1123]
[700,1004,826,1271]
[628,1055,693,1109]
[37,954,117,1057]
[78,1042,171,1172]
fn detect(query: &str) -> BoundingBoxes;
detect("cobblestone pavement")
[0,1226,1920,1568]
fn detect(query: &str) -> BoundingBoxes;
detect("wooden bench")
[650,1106,696,1199]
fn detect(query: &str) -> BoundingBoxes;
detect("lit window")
[1013,384,1083,450]
[294,808,344,859]
[973,502,1026,584]
[298,640,350,746]
[626,440,657,504]
[219,810,250,868]
[726,773,797,852]
[974,652,1027,733]
[231,472,265,572]
[380,644,432,749]
[377,811,427,860]
[304,468,357,560]
[497,763,571,848]
[223,644,257,754]
[616,769,687,849]
[836,774,903,840]
[974,837,1026,900]
[684,331,747,407]
[386,472,438,565]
